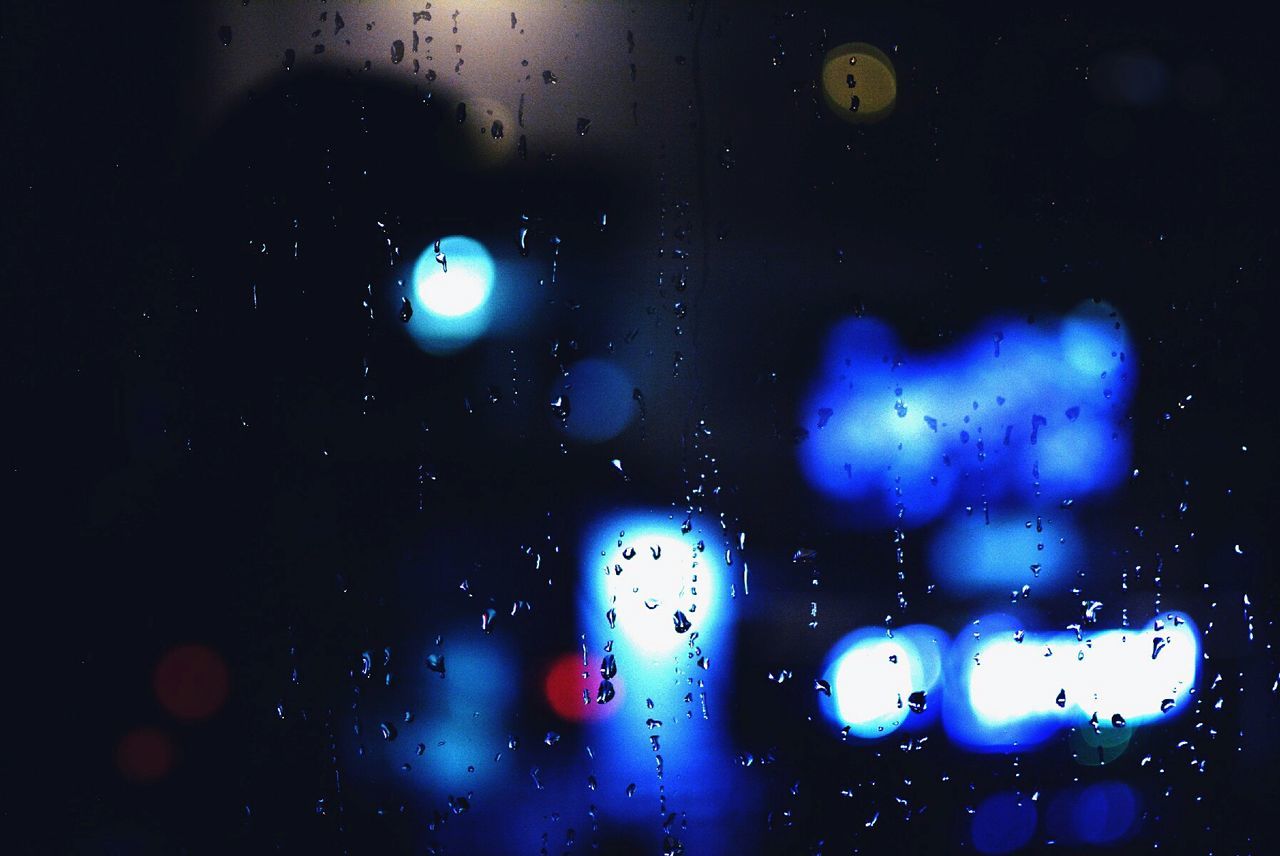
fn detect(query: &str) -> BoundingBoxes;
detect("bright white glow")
[581,514,721,657]
[822,625,945,739]
[830,637,915,737]
[825,614,1200,748]
[964,613,1199,733]
[968,636,1071,725]
[413,235,494,318]
[1064,620,1198,722]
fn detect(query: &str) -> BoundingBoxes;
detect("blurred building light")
[818,624,946,738]
[819,613,1198,751]
[576,509,746,846]
[928,510,1081,596]
[944,612,1200,751]
[413,634,519,792]
[799,301,1135,526]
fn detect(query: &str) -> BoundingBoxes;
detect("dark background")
[4,2,1277,853]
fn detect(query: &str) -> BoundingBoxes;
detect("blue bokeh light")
[943,612,1200,751]
[1075,781,1140,844]
[820,612,1199,750]
[927,511,1082,596]
[576,509,748,848]
[972,791,1038,854]
[799,302,1136,526]
[818,625,946,738]
[553,359,636,443]
[1045,781,1141,846]
[402,235,496,353]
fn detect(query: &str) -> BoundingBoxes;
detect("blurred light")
[416,236,492,316]
[544,652,623,723]
[577,509,746,843]
[823,612,1200,750]
[972,791,1038,854]
[1074,781,1140,844]
[820,42,897,124]
[818,624,945,738]
[459,96,518,166]
[153,644,230,721]
[799,301,1136,526]
[403,235,495,352]
[1091,49,1170,107]
[578,510,724,657]
[1068,722,1134,766]
[553,358,636,443]
[414,634,518,792]
[1046,781,1141,845]
[944,612,1200,751]
[928,511,1081,595]
[116,727,175,783]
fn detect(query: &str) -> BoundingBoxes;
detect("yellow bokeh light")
[820,42,897,124]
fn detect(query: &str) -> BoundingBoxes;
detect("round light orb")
[404,235,496,353]
[820,42,898,124]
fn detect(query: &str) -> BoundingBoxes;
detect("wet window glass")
[13,2,1277,853]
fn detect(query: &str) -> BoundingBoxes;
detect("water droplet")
[907,691,927,713]
[672,611,692,634]
[596,680,615,704]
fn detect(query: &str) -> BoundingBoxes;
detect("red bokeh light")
[543,653,623,723]
[116,727,175,782]
[154,644,230,721]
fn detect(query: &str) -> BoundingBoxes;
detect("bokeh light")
[153,644,230,721]
[115,727,175,783]
[576,509,746,846]
[552,358,636,443]
[928,510,1081,596]
[578,510,724,657]
[972,791,1038,854]
[1046,781,1141,845]
[543,652,623,723]
[944,612,1200,751]
[818,624,946,739]
[799,301,1136,526]
[1091,49,1170,107]
[402,235,496,353]
[1074,781,1140,844]
[820,42,898,124]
